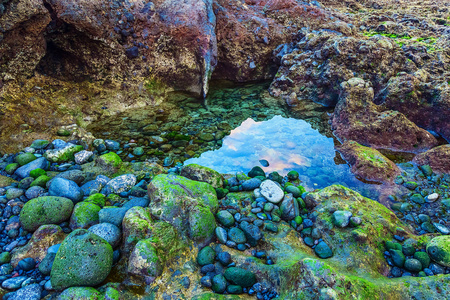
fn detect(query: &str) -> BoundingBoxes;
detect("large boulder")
[50,229,113,290]
[337,140,400,183]
[331,78,437,153]
[20,196,74,231]
[426,236,450,267]
[148,174,218,246]
[413,145,450,174]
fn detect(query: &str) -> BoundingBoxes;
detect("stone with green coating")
[0,252,11,264]
[30,175,51,188]
[57,287,102,299]
[212,274,227,293]
[287,170,299,180]
[20,196,74,231]
[427,236,450,267]
[197,246,215,266]
[414,252,430,269]
[189,205,216,244]
[404,181,418,190]
[44,144,84,163]
[315,241,333,258]
[0,175,17,188]
[51,229,113,290]
[15,153,37,166]
[389,249,405,267]
[402,244,415,256]
[216,210,235,227]
[224,267,256,287]
[410,194,425,204]
[227,285,243,294]
[294,215,303,225]
[127,239,163,277]
[84,193,106,207]
[30,139,49,150]
[30,168,46,179]
[104,287,120,300]
[180,164,224,188]
[248,166,265,178]
[404,258,422,272]
[96,152,122,169]
[285,185,302,198]
[332,210,352,228]
[5,163,19,175]
[69,202,101,230]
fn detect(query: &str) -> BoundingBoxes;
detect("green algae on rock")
[43,144,84,163]
[426,236,450,267]
[51,229,113,290]
[69,202,101,230]
[180,164,224,188]
[19,196,74,231]
[127,239,163,278]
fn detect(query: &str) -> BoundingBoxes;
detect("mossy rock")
[122,207,154,254]
[57,287,103,299]
[96,152,122,169]
[127,239,163,277]
[84,193,106,207]
[51,229,113,290]
[44,144,84,163]
[69,202,101,230]
[427,236,450,267]
[15,153,37,166]
[180,164,224,188]
[223,267,256,287]
[30,175,51,188]
[5,163,19,175]
[30,168,46,179]
[20,196,74,231]
[189,204,216,244]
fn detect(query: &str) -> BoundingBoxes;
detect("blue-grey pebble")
[88,223,121,248]
[2,276,28,289]
[14,157,49,179]
[25,186,46,200]
[10,283,41,300]
[48,178,83,203]
[99,207,128,227]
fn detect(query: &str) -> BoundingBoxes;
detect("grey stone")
[14,157,49,179]
[48,178,83,203]
[88,223,121,248]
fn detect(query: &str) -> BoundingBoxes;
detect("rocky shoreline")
[0,138,448,299]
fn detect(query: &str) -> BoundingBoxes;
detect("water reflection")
[185,116,381,198]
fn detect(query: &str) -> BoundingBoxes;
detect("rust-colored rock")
[331,78,438,153]
[413,145,450,174]
[337,140,400,183]
[10,224,66,267]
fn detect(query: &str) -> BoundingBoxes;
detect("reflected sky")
[185,116,379,195]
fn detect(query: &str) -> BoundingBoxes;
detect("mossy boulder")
[337,141,400,183]
[127,239,163,278]
[180,164,224,188]
[69,202,101,230]
[51,229,113,290]
[30,140,49,150]
[427,236,450,267]
[148,174,218,245]
[19,196,74,231]
[44,144,84,163]
[15,153,37,166]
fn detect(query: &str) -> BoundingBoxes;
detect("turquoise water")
[185,115,381,197]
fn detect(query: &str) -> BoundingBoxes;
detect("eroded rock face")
[413,145,450,174]
[330,78,438,153]
[0,0,51,80]
[337,140,400,183]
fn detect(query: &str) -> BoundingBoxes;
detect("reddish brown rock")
[10,224,66,267]
[213,0,333,82]
[0,0,51,80]
[413,145,450,174]
[337,140,400,183]
[378,72,450,143]
[331,78,438,153]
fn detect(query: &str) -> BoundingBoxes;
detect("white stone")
[259,180,284,203]
[74,150,93,165]
[426,193,439,203]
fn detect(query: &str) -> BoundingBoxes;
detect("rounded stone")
[389,249,405,268]
[314,241,333,258]
[427,236,450,267]
[216,210,235,227]
[20,196,74,232]
[228,227,247,244]
[88,223,121,248]
[224,267,256,287]
[332,210,352,228]
[212,274,227,293]
[414,251,430,269]
[50,229,113,290]
[197,246,216,266]
[48,178,83,203]
[18,257,35,271]
[404,258,422,273]
[215,227,227,244]
[217,252,231,266]
[259,180,284,204]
